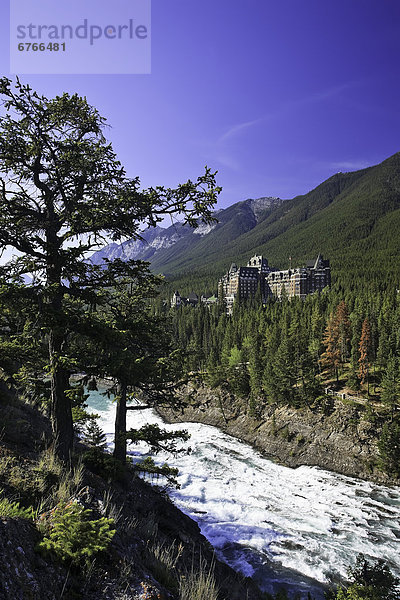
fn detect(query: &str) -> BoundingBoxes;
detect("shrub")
[68,382,100,434]
[0,493,34,520]
[138,581,163,600]
[82,447,124,481]
[270,414,277,437]
[71,406,98,435]
[279,425,291,441]
[312,395,335,415]
[362,403,379,425]
[37,500,115,566]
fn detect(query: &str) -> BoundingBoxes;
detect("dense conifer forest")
[162,280,400,478]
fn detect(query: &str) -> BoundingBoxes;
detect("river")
[86,389,400,599]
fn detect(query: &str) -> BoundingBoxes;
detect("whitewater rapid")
[86,390,400,599]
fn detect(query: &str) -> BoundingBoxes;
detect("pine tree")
[348,307,364,391]
[72,279,189,465]
[0,78,220,461]
[378,422,400,478]
[335,300,352,368]
[332,554,400,600]
[381,354,399,420]
[271,337,297,405]
[358,318,372,395]
[321,312,341,382]
[309,304,324,368]
[84,420,108,449]
[246,333,264,397]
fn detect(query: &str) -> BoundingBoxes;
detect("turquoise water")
[85,387,114,413]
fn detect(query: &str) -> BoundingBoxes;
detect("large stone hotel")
[218,254,331,313]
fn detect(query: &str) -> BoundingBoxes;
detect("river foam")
[87,390,400,599]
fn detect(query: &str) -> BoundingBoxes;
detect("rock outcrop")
[158,384,395,484]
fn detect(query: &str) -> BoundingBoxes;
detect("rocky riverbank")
[0,387,263,600]
[158,383,397,485]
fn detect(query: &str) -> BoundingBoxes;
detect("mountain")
[224,152,400,288]
[90,196,284,266]
[91,153,400,291]
[90,225,189,265]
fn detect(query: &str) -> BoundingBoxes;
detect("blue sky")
[1,0,400,208]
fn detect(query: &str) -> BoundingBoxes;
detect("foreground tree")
[71,271,190,464]
[0,78,220,461]
[108,284,187,464]
[0,283,50,405]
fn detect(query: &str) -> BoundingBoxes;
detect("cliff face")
[158,384,395,485]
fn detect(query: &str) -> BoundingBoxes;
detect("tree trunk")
[49,330,73,463]
[114,379,127,464]
[46,214,73,463]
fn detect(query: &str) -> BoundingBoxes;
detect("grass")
[33,449,84,509]
[0,451,17,476]
[101,488,124,525]
[134,511,159,541]
[144,540,183,593]
[0,444,84,512]
[178,559,219,600]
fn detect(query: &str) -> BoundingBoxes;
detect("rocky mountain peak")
[245,196,283,220]
[89,194,284,268]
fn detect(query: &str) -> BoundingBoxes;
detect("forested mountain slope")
[168,152,400,293]
[233,153,400,287]
[92,152,400,292]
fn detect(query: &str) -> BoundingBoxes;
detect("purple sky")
[1,0,400,208]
